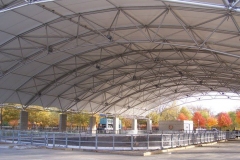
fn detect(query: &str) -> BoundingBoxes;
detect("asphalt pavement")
[0,139,240,160]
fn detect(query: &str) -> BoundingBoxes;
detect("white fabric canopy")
[0,0,240,116]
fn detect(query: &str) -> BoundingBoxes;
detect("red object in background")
[218,112,232,127]
[192,112,206,128]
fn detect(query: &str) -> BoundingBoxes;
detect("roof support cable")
[223,0,230,7]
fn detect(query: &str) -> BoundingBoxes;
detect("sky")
[181,99,240,114]
[176,92,240,114]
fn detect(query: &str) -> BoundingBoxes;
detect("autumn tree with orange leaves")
[235,111,240,126]
[218,112,232,129]
[206,117,218,129]
[177,113,188,120]
[8,120,18,127]
[192,112,206,128]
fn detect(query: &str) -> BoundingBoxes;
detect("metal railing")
[0,130,239,151]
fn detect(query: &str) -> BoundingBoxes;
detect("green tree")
[236,110,240,128]
[2,107,20,125]
[159,106,179,121]
[67,112,90,128]
[120,118,132,129]
[179,107,192,119]
[200,110,210,119]
[27,106,51,127]
[137,119,146,125]
[228,111,237,130]
[147,112,160,125]
[48,112,59,127]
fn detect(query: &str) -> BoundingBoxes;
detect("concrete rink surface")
[0,140,240,160]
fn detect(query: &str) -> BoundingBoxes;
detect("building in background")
[159,120,193,132]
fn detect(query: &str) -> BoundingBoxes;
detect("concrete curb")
[143,141,226,156]
[0,145,13,149]
[143,145,196,156]
[197,142,217,147]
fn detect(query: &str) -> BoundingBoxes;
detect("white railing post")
[206,132,208,142]
[53,133,55,147]
[65,133,68,148]
[79,133,81,149]
[200,133,202,143]
[171,134,173,148]
[178,133,180,146]
[0,130,2,142]
[204,132,206,142]
[18,130,20,144]
[131,134,133,150]
[31,130,33,145]
[95,133,98,150]
[161,133,163,149]
[113,134,115,150]
[192,133,194,145]
[147,133,149,150]
[183,133,185,146]
[12,130,14,143]
[44,132,47,146]
[46,132,49,146]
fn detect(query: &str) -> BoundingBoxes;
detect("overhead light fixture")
[105,102,109,106]
[74,98,80,102]
[96,64,101,70]
[199,80,203,85]
[155,85,159,88]
[132,75,137,80]
[178,71,183,76]
[106,34,113,41]
[48,47,53,53]
[210,87,214,91]
[175,89,177,93]
[154,57,160,62]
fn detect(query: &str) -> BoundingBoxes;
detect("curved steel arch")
[26,51,228,110]
[65,63,238,115]
[20,45,239,108]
